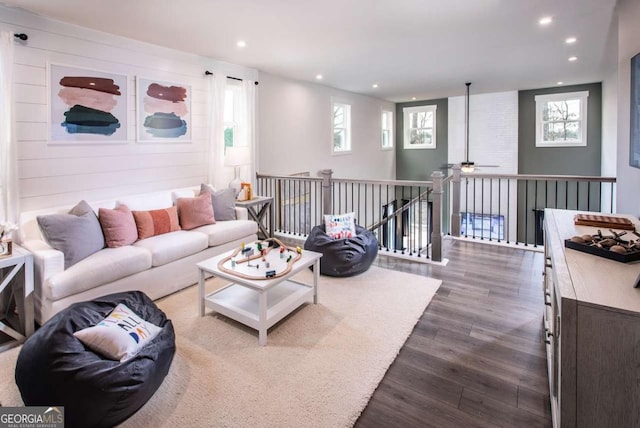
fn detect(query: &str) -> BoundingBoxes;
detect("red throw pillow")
[98,204,138,247]
[132,206,181,239]
[177,192,215,230]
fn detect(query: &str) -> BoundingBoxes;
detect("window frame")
[535,91,589,147]
[403,105,437,150]
[381,109,394,150]
[223,79,242,153]
[331,100,352,155]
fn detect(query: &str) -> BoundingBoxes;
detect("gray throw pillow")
[200,184,237,221]
[37,200,105,268]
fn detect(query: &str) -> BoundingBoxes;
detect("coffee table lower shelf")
[204,280,313,344]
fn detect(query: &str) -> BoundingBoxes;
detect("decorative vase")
[0,238,12,256]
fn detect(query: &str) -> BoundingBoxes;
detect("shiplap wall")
[1,5,257,212]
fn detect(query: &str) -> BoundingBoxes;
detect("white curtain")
[238,79,256,186]
[207,74,256,190]
[207,72,226,188]
[0,32,18,226]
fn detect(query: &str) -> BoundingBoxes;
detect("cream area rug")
[0,265,441,428]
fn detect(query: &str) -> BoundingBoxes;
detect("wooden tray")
[573,213,635,230]
[564,239,640,263]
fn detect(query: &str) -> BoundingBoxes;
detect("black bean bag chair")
[304,224,379,277]
[15,291,175,428]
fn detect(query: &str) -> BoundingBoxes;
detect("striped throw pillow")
[132,206,181,239]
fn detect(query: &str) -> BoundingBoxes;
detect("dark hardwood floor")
[355,240,551,428]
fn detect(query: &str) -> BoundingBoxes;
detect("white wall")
[448,91,519,241]
[257,72,395,180]
[1,5,257,212]
[447,91,518,174]
[616,0,640,215]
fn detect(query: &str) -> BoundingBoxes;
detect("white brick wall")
[448,91,519,241]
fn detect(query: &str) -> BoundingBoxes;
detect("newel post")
[431,170,444,262]
[319,169,333,215]
[451,164,461,237]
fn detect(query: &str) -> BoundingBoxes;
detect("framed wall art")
[49,63,128,144]
[630,52,640,168]
[137,77,192,143]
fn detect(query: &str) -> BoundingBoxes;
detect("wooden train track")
[216,238,303,280]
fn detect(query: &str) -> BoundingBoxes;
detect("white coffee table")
[197,245,321,345]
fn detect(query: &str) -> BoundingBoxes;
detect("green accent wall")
[394,98,449,238]
[518,82,602,175]
[517,83,603,244]
[395,98,448,180]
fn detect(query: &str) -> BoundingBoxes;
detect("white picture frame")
[136,76,192,143]
[48,63,129,144]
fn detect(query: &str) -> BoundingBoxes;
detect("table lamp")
[224,146,250,196]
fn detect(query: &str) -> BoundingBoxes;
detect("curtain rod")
[14,33,28,41]
[204,70,258,85]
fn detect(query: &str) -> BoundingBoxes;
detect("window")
[381,110,393,149]
[224,79,242,152]
[403,105,436,149]
[332,102,351,153]
[535,91,588,147]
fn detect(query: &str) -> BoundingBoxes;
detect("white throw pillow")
[324,212,356,239]
[73,303,162,362]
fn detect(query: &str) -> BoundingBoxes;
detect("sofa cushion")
[133,230,208,267]
[192,220,258,247]
[201,184,236,221]
[46,246,152,301]
[37,200,105,268]
[98,204,138,248]
[171,189,196,204]
[132,206,181,239]
[177,192,215,230]
[117,191,173,211]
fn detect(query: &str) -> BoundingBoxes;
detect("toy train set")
[216,238,303,280]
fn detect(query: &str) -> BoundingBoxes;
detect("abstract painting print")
[137,77,192,142]
[49,64,128,143]
[631,53,640,168]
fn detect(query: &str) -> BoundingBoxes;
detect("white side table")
[0,245,34,352]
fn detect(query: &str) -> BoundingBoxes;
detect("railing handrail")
[257,169,616,261]
[461,172,616,182]
[367,188,432,232]
[256,173,323,183]
[257,172,435,188]
[331,177,434,187]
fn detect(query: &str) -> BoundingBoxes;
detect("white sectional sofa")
[19,187,258,324]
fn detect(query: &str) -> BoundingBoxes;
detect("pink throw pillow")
[98,204,138,247]
[132,206,181,239]
[177,192,215,230]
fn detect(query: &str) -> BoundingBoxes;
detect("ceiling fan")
[442,82,498,173]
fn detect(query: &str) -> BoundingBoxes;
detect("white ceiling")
[2,0,618,102]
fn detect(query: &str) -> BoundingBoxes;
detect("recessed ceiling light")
[557,81,564,85]
[372,83,379,88]
[411,97,417,101]
[539,16,552,26]
[236,40,246,48]
[568,56,578,62]
[565,37,577,44]
[315,74,323,80]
